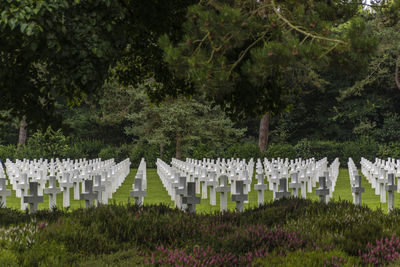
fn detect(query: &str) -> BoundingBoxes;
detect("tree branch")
[271,0,347,45]
[228,31,267,78]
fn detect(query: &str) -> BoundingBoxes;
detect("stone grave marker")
[43,176,62,209]
[200,169,208,199]
[207,171,218,206]
[93,175,106,206]
[231,180,248,212]
[175,176,187,209]
[23,182,44,213]
[59,173,73,208]
[386,173,396,212]
[0,178,11,207]
[270,170,280,200]
[182,182,200,213]
[130,177,146,206]
[276,178,291,200]
[351,175,365,206]
[254,173,267,206]
[80,180,98,208]
[289,172,302,198]
[324,171,333,199]
[71,170,81,200]
[16,173,29,210]
[316,176,329,204]
[379,169,387,203]
[298,168,307,198]
[216,175,230,212]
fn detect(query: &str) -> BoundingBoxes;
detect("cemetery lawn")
[3,168,395,212]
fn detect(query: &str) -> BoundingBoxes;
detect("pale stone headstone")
[194,167,201,194]
[93,175,106,206]
[175,176,187,209]
[216,175,230,212]
[276,178,291,200]
[254,173,267,206]
[378,169,387,203]
[386,173,396,212]
[351,175,365,206]
[80,180,98,208]
[201,169,208,199]
[0,178,11,207]
[231,180,248,212]
[16,173,29,210]
[270,170,280,200]
[23,182,44,213]
[289,172,301,198]
[71,170,81,200]
[130,178,146,206]
[43,176,61,209]
[207,171,218,206]
[316,176,329,204]
[182,182,200,213]
[59,173,73,208]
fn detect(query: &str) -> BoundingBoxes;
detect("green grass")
[2,167,397,212]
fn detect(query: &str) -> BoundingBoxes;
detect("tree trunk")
[18,115,28,147]
[160,143,164,159]
[176,133,182,160]
[396,54,400,90]
[258,112,270,153]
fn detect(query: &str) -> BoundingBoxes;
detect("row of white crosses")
[348,157,365,205]
[361,157,397,211]
[262,157,339,203]
[130,158,147,205]
[2,158,131,212]
[157,158,250,212]
[156,158,201,212]
[174,157,253,208]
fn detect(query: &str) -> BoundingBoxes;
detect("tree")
[125,82,245,159]
[0,0,128,145]
[159,0,376,152]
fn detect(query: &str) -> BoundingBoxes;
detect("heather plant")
[360,235,400,266]
[146,245,259,266]
[253,249,360,267]
[5,199,400,266]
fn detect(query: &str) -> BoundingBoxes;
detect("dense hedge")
[0,130,397,167]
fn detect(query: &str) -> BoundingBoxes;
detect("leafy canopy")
[159,0,376,117]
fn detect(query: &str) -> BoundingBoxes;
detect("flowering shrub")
[360,235,400,266]
[145,245,267,266]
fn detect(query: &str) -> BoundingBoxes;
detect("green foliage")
[98,146,118,161]
[160,0,375,117]
[0,248,18,266]
[0,145,16,162]
[253,249,359,267]
[225,142,261,160]
[129,143,162,168]
[378,142,400,159]
[17,126,69,159]
[0,0,129,123]
[264,143,296,159]
[125,84,245,159]
[3,199,400,265]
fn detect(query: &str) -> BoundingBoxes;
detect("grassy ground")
[2,167,396,212]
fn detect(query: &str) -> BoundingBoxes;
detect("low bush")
[0,144,16,162]
[2,199,400,266]
[254,249,360,267]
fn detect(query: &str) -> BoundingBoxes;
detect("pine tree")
[159,0,376,152]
